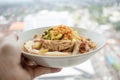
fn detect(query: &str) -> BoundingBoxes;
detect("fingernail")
[53,68,62,72]
[12,32,19,40]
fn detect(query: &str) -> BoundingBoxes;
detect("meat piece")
[79,41,90,53]
[72,40,82,55]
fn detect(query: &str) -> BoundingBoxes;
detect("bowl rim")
[19,27,106,58]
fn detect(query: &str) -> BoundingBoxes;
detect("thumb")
[1,33,19,47]
[0,33,20,55]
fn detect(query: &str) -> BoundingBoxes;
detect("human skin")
[0,34,61,80]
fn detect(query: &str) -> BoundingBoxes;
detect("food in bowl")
[23,25,96,56]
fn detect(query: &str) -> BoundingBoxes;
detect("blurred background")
[0,0,120,80]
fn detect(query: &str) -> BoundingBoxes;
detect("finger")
[0,43,21,57]
[1,33,19,48]
[32,66,61,77]
[0,33,4,40]
[0,33,20,56]
[21,55,37,67]
[4,33,18,43]
[0,33,5,46]
[21,56,62,78]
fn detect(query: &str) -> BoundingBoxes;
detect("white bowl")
[18,27,106,68]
